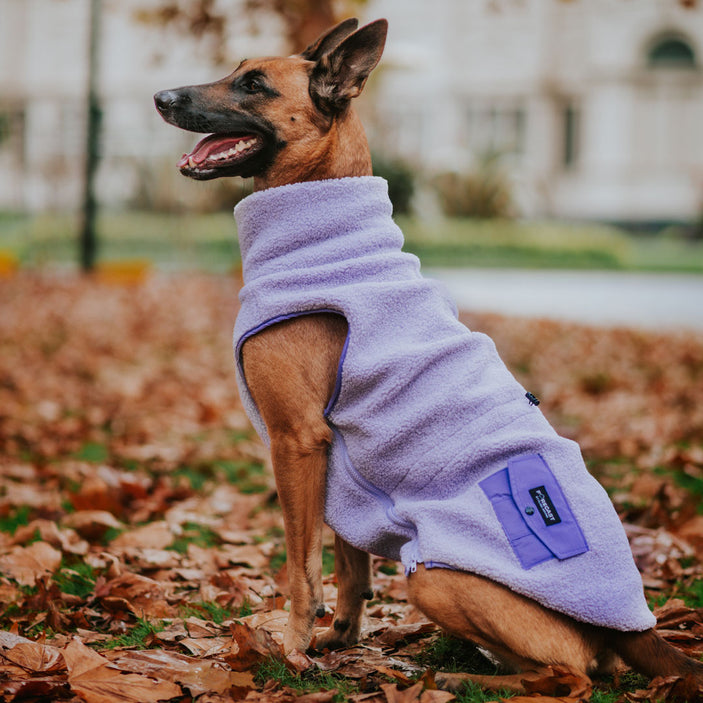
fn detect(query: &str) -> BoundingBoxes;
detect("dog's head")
[154,18,387,184]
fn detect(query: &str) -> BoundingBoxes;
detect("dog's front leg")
[269,428,328,651]
[240,314,348,653]
[316,534,372,650]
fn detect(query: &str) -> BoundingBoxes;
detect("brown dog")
[155,18,703,693]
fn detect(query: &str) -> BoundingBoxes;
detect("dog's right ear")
[301,18,360,63]
[309,19,388,116]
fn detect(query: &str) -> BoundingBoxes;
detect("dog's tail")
[612,628,703,682]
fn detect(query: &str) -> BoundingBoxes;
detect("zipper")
[330,427,416,531]
[329,426,423,575]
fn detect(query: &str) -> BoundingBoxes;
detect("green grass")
[73,441,110,463]
[378,561,399,576]
[0,505,31,535]
[414,636,513,702]
[3,210,703,272]
[180,600,250,623]
[255,657,360,701]
[0,210,238,272]
[652,463,703,513]
[168,522,220,554]
[451,682,515,703]
[415,635,654,703]
[54,561,98,599]
[172,459,268,493]
[266,544,335,576]
[216,459,269,493]
[416,635,499,677]
[102,618,165,649]
[681,579,703,608]
[591,672,651,703]
[398,216,703,272]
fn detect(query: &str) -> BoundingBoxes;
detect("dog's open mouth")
[178,133,264,179]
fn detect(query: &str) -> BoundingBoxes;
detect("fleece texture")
[232,176,656,632]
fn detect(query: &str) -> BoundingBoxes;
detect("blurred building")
[1,0,702,222]
[369,0,703,221]
[0,0,286,213]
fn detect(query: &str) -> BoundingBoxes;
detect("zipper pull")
[525,392,540,406]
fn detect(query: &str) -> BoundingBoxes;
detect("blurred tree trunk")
[80,0,102,272]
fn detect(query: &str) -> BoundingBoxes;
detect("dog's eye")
[241,76,264,94]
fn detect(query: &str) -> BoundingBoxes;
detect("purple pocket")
[480,454,589,570]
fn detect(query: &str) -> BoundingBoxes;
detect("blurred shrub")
[130,161,252,213]
[372,153,415,216]
[433,157,513,219]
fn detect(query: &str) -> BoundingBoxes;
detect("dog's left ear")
[309,19,388,115]
[301,18,360,63]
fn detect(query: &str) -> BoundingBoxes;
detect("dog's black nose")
[154,89,190,114]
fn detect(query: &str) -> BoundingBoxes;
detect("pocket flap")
[507,454,588,560]
[480,467,554,569]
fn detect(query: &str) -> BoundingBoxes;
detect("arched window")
[647,35,697,68]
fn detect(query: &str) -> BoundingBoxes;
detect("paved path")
[428,268,703,332]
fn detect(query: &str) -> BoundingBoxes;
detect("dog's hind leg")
[611,628,703,684]
[241,313,348,652]
[315,535,372,650]
[407,565,604,691]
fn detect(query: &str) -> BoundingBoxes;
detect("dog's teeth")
[206,139,257,164]
[188,156,196,168]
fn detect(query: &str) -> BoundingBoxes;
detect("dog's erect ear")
[309,19,388,115]
[300,17,359,63]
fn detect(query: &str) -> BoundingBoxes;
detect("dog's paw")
[283,623,313,655]
[313,620,359,651]
[434,672,471,693]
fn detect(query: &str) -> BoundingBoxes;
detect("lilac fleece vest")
[232,177,655,632]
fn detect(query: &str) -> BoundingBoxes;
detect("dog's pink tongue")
[178,134,250,168]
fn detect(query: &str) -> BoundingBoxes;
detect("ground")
[0,271,702,703]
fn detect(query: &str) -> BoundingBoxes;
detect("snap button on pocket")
[480,454,590,569]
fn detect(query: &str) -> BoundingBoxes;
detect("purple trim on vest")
[405,561,457,577]
[234,308,350,419]
[325,326,350,418]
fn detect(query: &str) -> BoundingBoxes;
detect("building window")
[0,105,26,166]
[648,35,696,69]
[562,102,580,170]
[465,103,526,159]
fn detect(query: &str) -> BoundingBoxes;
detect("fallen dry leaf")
[0,631,63,673]
[12,519,89,555]
[371,621,437,649]
[226,620,285,672]
[0,542,62,587]
[0,677,70,701]
[381,681,455,703]
[111,649,254,696]
[109,521,174,550]
[62,637,183,703]
[621,673,703,702]
[95,572,175,619]
[521,664,592,699]
[62,510,125,541]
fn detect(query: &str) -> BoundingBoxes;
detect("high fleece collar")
[234,177,402,280]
